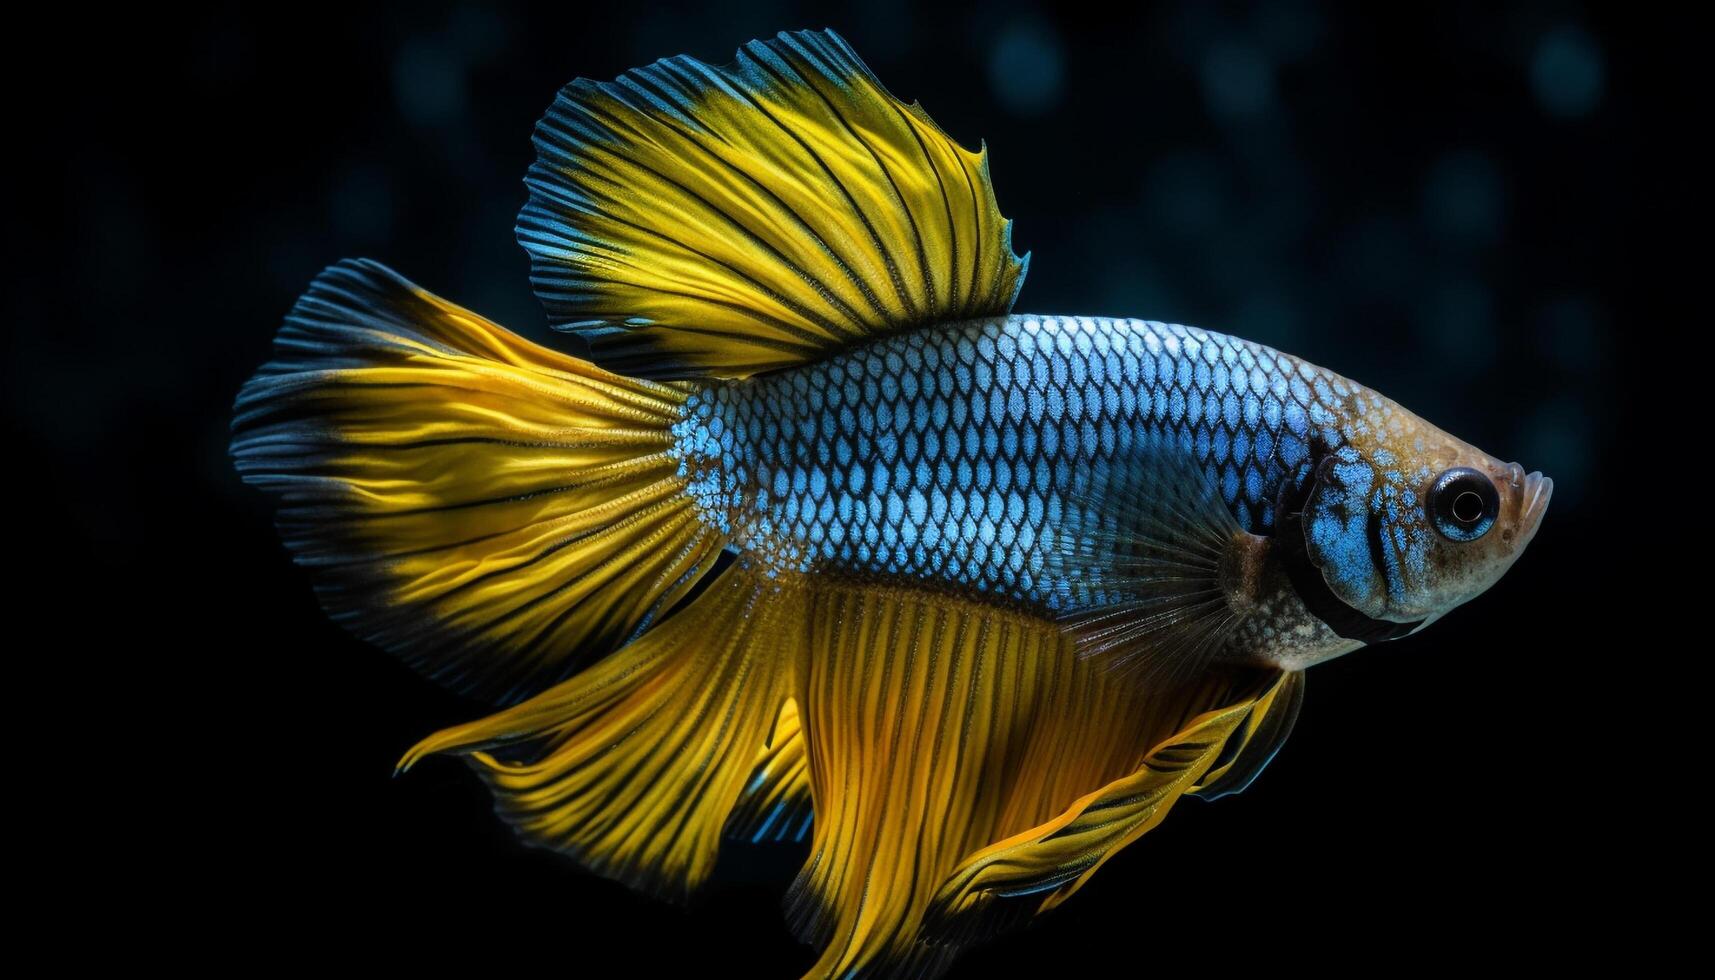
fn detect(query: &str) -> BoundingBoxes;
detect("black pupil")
[1452,489,1485,523]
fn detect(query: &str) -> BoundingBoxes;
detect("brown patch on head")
[1296,380,1552,625]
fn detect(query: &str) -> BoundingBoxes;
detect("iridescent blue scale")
[672,315,1360,610]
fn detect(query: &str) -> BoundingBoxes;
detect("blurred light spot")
[448,5,512,64]
[1422,149,1505,245]
[1519,398,1590,513]
[1241,153,1317,248]
[394,38,467,126]
[1146,150,1228,237]
[1253,0,1326,63]
[988,22,1065,116]
[330,165,395,242]
[1535,296,1603,374]
[1531,26,1604,118]
[1335,217,1415,299]
[1201,41,1274,118]
[1163,3,1222,69]
[1416,278,1496,373]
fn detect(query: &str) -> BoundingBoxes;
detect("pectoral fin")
[1051,428,1255,684]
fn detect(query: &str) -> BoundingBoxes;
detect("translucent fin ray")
[1051,427,1251,684]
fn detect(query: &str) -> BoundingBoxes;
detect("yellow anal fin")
[728,699,815,844]
[782,584,1263,978]
[230,259,725,705]
[1191,669,1305,801]
[924,669,1291,947]
[517,29,1029,379]
[399,565,803,899]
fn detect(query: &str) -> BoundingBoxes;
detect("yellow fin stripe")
[230,259,723,705]
[727,699,815,844]
[517,29,1029,379]
[783,584,1271,977]
[1190,668,1305,800]
[389,571,1278,972]
[398,566,803,899]
[924,670,1287,943]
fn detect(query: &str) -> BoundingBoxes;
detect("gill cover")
[1282,450,1424,642]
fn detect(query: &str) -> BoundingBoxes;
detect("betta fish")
[231,29,1550,979]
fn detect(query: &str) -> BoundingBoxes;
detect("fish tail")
[236,257,817,899]
[230,258,728,705]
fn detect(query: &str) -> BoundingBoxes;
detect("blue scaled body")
[674,315,1364,610]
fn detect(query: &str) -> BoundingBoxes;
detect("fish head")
[1294,393,1552,631]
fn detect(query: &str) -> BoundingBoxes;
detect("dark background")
[16,1,1672,972]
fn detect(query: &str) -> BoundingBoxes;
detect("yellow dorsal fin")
[517,29,1029,379]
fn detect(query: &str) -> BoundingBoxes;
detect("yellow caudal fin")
[397,565,805,899]
[517,28,1029,379]
[780,584,1281,978]
[230,259,726,705]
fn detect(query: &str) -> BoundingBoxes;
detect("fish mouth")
[1509,464,1553,542]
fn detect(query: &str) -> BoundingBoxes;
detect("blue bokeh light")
[1416,277,1497,373]
[393,38,468,126]
[1531,26,1605,119]
[1201,40,1275,118]
[1423,149,1506,246]
[989,21,1067,117]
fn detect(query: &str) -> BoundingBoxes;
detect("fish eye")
[1428,467,1499,541]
